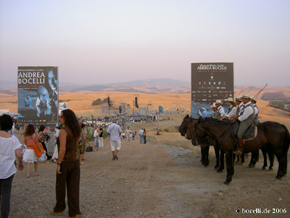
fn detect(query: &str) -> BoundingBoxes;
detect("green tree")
[268,101,285,110]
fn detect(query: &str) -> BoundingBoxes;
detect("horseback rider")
[235,95,244,116]
[210,103,218,118]
[250,96,259,125]
[232,93,255,155]
[214,100,225,119]
[221,97,236,121]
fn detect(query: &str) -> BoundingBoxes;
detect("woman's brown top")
[57,126,80,162]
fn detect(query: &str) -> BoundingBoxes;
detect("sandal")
[50,209,63,215]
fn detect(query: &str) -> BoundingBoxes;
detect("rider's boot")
[233,138,244,155]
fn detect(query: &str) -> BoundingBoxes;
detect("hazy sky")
[1,0,289,86]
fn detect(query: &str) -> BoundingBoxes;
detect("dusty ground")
[10,128,290,218]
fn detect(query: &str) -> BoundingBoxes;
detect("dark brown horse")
[178,115,221,169]
[186,117,289,184]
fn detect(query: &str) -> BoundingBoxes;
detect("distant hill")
[61,78,190,93]
[261,92,287,100]
[0,78,190,94]
[0,89,16,94]
[113,78,190,88]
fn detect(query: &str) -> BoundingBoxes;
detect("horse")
[178,115,221,169]
[186,117,289,184]
[184,116,275,172]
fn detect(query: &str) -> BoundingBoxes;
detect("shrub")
[102,128,109,139]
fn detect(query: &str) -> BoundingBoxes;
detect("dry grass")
[1,87,290,129]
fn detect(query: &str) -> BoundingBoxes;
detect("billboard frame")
[17,66,59,127]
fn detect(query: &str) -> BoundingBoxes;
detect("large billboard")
[191,62,234,118]
[17,66,58,127]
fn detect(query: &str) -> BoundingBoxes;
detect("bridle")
[196,121,232,146]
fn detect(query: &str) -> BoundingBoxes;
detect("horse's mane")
[202,117,231,126]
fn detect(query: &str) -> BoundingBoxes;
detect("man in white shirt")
[232,93,255,155]
[107,119,122,160]
[210,103,217,118]
[221,97,237,121]
[139,128,144,144]
[215,100,225,119]
[235,96,244,116]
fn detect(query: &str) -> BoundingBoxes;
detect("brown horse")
[186,117,289,184]
[178,115,221,169]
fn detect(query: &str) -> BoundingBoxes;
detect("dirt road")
[10,137,290,218]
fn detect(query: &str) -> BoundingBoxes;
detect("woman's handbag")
[86,146,93,152]
[38,153,47,162]
[33,142,46,158]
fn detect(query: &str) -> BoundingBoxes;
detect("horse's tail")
[281,124,290,155]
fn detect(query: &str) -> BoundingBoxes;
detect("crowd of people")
[0,110,84,218]
[0,109,152,217]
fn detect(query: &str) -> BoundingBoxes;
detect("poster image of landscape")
[17,66,58,127]
[191,62,234,118]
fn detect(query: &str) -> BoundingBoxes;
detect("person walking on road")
[125,126,131,145]
[107,119,122,160]
[132,131,135,140]
[23,124,45,177]
[139,128,144,144]
[143,129,147,144]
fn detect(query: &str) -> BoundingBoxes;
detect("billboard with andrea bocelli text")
[191,62,234,118]
[17,66,58,127]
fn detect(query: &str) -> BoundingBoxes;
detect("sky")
[0,0,290,86]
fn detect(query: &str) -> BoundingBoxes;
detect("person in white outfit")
[0,114,24,218]
[107,119,122,160]
[139,128,144,144]
[52,127,60,163]
[221,97,237,121]
[125,126,131,145]
[93,125,100,151]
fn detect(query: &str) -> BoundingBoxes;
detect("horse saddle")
[243,126,258,142]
